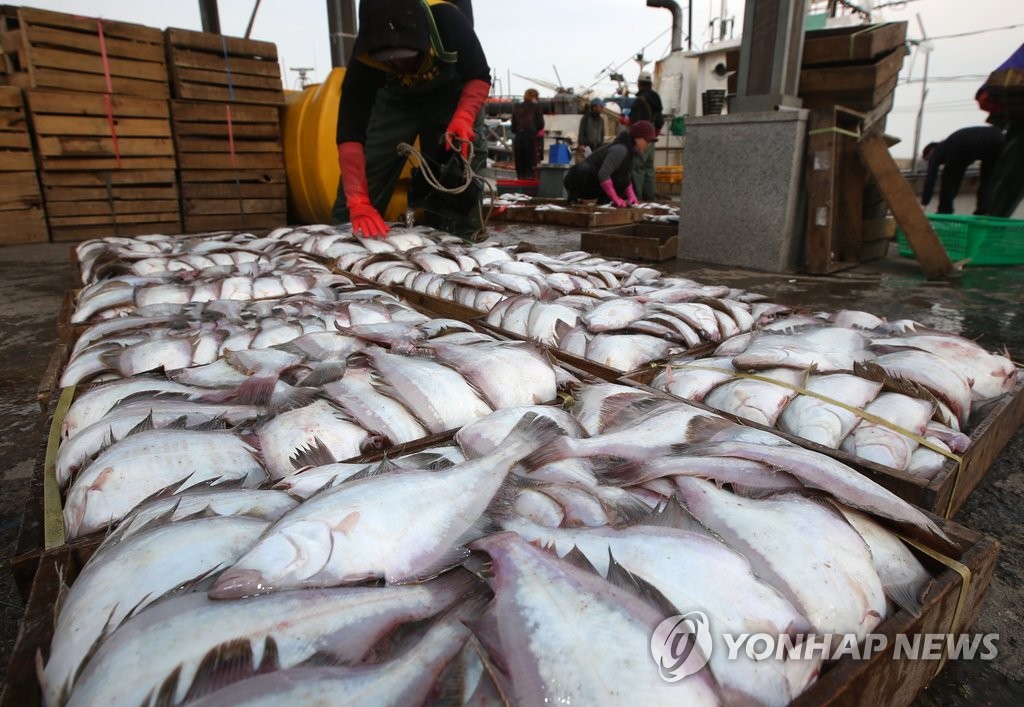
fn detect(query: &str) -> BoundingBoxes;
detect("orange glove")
[338,142,389,239]
[445,78,490,159]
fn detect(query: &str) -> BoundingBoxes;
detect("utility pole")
[910,14,932,174]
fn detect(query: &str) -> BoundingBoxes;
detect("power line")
[925,23,1024,42]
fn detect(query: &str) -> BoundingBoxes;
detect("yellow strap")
[43,386,75,549]
[848,24,878,59]
[808,126,862,140]
[665,363,964,463]
[898,534,973,676]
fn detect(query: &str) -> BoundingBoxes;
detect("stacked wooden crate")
[0,85,45,243]
[1,6,180,241]
[166,28,287,232]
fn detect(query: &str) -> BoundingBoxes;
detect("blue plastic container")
[548,142,571,164]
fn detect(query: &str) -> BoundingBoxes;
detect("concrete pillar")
[678,110,808,272]
[731,0,806,113]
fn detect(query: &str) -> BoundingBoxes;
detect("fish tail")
[500,413,569,463]
[517,435,576,471]
[210,374,280,407]
[595,459,652,487]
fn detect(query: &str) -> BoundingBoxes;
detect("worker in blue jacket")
[920,126,1004,215]
[333,0,490,240]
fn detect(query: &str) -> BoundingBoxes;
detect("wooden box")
[580,222,679,262]
[40,170,181,242]
[165,28,284,105]
[0,86,47,243]
[2,509,998,707]
[801,22,908,67]
[488,199,642,228]
[179,168,287,233]
[26,90,176,172]
[0,6,167,98]
[622,367,1024,519]
[799,45,906,112]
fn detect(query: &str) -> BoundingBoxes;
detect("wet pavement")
[0,228,1021,703]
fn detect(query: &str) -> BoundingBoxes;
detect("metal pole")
[198,0,221,34]
[244,0,263,39]
[910,15,931,174]
[327,0,357,68]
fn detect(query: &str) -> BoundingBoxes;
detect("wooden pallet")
[799,45,906,112]
[0,86,47,243]
[170,100,284,170]
[0,6,167,98]
[26,90,176,171]
[801,22,908,67]
[40,169,181,242]
[488,200,650,228]
[580,222,679,262]
[179,167,286,233]
[165,27,283,105]
[0,85,33,170]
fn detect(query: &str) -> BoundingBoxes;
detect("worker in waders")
[333,0,490,240]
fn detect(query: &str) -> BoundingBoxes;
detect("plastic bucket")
[548,142,571,164]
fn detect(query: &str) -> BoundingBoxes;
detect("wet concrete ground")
[0,226,1021,703]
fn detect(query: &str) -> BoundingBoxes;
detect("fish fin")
[885,580,925,618]
[268,383,319,414]
[598,490,655,527]
[595,459,649,487]
[517,436,574,471]
[342,459,395,485]
[165,415,190,431]
[126,410,156,436]
[635,497,694,530]
[297,361,348,388]
[191,416,229,432]
[113,390,193,408]
[181,636,280,704]
[597,396,665,430]
[684,414,737,444]
[216,373,280,407]
[52,560,70,624]
[482,473,538,526]
[289,437,336,469]
[269,339,305,357]
[606,550,681,616]
[727,480,794,500]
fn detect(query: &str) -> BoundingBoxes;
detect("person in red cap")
[563,120,657,206]
[333,0,490,240]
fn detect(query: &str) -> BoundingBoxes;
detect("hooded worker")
[333,0,491,240]
[563,120,657,207]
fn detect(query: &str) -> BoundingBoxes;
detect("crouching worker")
[563,121,656,207]
[332,0,491,240]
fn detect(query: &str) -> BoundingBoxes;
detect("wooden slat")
[0,171,42,207]
[856,132,951,279]
[48,210,181,227]
[177,136,282,154]
[36,135,174,158]
[19,7,164,44]
[172,120,281,139]
[46,199,179,218]
[0,151,35,171]
[31,114,171,138]
[180,181,284,199]
[26,45,167,82]
[0,86,25,107]
[169,48,282,78]
[169,101,278,123]
[183,197,287,215]
[49,220,181,242]
[27,67,169,98]
[0,203,47,244]
[23,24,165,65]
[800,46,904,95]
[165,27,278,60]
[177,152,285,170]
[43,184,179,202]
[173,83,283,105]
[26,90,169,118]
[173,65,282,90]
[40,169,176,187]
[38,155,177,171]
[178,168,286,184]
[0,130,29,148]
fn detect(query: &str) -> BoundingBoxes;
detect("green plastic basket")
[897,214,1024,266]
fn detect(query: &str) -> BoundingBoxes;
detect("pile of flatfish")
[41,384,943,707]
[649,312,1019,479]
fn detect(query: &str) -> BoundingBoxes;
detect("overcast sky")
[15,0,1024,158]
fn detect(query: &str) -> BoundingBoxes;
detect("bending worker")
[333,0,491,240]
[563,121,657,206]
[921,125,1004,215]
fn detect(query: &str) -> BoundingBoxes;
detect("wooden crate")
[622,367,1024,519]
[171,100,284,170]
[799,45,906,112]
[1,509,998,707]
[165,27,284,105]
[580,222,679,262]
[801,22,908,67]
[804,105,869,274]
[488,200,642,228]
[0,86,47,243]
[40,169,181,242]
[0,85,33,169]
[26,89,175,171]
[0,6,167,98]
[179,168,286,233]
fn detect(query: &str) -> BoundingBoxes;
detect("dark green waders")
[332,62,488,240]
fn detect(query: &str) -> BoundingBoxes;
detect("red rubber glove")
[338,142,389,239]
[625,183,639,205]
[600,179,627,208]
[445,78,490,159]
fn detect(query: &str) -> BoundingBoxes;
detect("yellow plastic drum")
[281,67,412,225]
